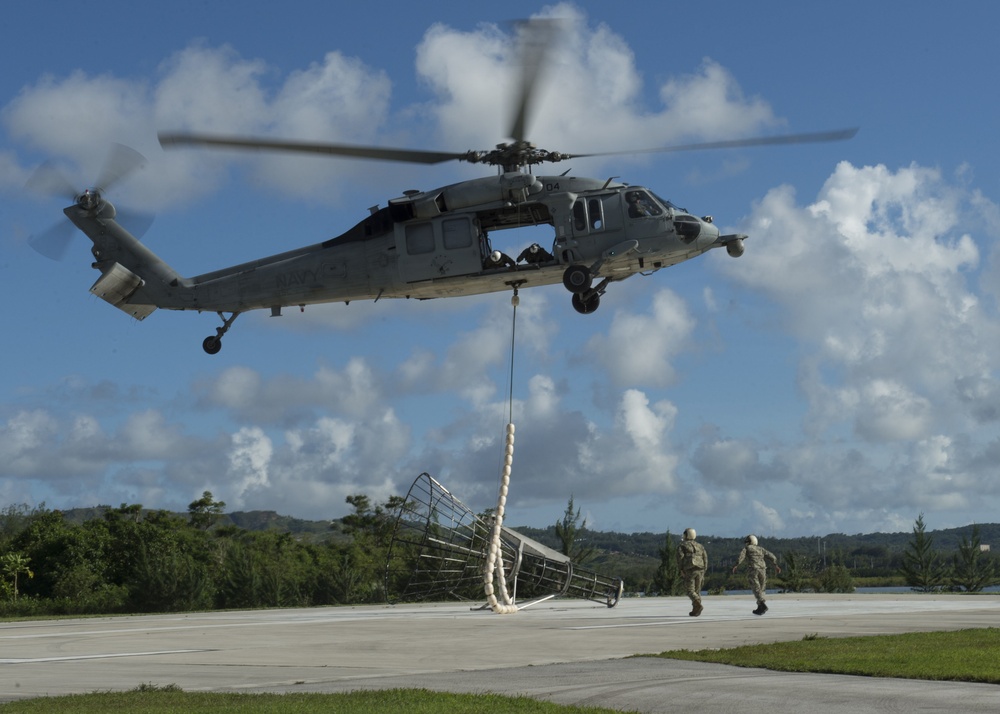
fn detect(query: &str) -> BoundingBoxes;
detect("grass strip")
[651,627,1000,683]
[0,687,633,714]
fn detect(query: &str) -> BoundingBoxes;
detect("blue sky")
[3,0,1000,538]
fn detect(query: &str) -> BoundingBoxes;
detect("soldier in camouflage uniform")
[732,534,781,615]
[677,528,708,616]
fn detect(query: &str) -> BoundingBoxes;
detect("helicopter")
[37,22,856,355]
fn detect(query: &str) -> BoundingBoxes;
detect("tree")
[88,505,217,612]
[816,550,855,593]
[1,552,34,600]
[780,551,813,593]
[11,508,95,600]
[188,491,226,530]
[338,493,408,603]
[951,524,998,593]
[899,513,949,592]
[554,496,596,566]
[651,530,683,596]
[0,503,44,546]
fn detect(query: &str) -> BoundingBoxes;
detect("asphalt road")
[3,593,1000,712]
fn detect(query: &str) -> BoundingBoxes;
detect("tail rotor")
[25,144,151,260]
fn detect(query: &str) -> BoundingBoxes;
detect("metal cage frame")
[385,473,623,610]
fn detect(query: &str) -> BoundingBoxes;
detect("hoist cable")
[507,293,517,424]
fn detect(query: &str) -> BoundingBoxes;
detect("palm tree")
[2,552,34,600]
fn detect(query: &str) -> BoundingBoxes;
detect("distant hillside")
[56,506,999,560]
[224,510,336,539]
[513,523,1000,562]
[59,506,346,544]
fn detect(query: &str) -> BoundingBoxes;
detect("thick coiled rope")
[483,288,520,614]
[483,422,517,613]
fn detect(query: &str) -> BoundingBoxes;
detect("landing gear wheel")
[572,292,600,314]
[562,264,592,293]
[202,312,240,355]
[203,336,222,355]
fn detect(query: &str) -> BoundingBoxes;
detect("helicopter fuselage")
[66,171,746,352]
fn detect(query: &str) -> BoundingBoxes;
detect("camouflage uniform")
[677,538,707,616]
[734,542,779,614]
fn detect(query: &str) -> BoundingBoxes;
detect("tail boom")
[65,200,191,319]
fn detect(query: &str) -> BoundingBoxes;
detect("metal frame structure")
[385,471,623,611]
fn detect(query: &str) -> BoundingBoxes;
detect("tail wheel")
[562,264,592,293]
[203,336,223,355]
[202,312,240,355]
[572,292,600,314]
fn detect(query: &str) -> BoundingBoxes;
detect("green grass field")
[652,627,1000,684]
[2,628,997,712]
[0,687,628,714]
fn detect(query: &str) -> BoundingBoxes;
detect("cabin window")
[573,200,587,231]
[442,217,473,249]
[405,222,435,255]
[588,198,604,231]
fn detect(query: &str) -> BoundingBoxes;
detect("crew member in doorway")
[517,242,554,266]
[485,249,517,270]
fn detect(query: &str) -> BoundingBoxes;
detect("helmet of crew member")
[490,250,502,262]
[529,243,539,254]
[745,534,758,546]
[683,528,696,541]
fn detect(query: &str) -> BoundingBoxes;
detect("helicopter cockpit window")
[650,191,680,213]
[405,222,435,255]
[625,190,663,218]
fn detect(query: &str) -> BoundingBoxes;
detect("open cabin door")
[395,216,483,283]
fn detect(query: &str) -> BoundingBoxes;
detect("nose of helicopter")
[696,216,720,247]
[673,211,719,245]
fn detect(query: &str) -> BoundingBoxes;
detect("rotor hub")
[77,189,101,211]
[466,141,568,172]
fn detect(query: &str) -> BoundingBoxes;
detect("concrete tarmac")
[2,593,1000,712]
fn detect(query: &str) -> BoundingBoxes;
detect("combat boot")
[754,601,768,615]
[690,602,703,617]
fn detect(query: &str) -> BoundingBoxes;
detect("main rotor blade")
[561,127,860,161]
[508,18,562,143]
[159,132,469,165]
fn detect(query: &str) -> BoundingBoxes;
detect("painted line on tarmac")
[1,649,210,664]
[567,616,783,630]
[0,618,341,641]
